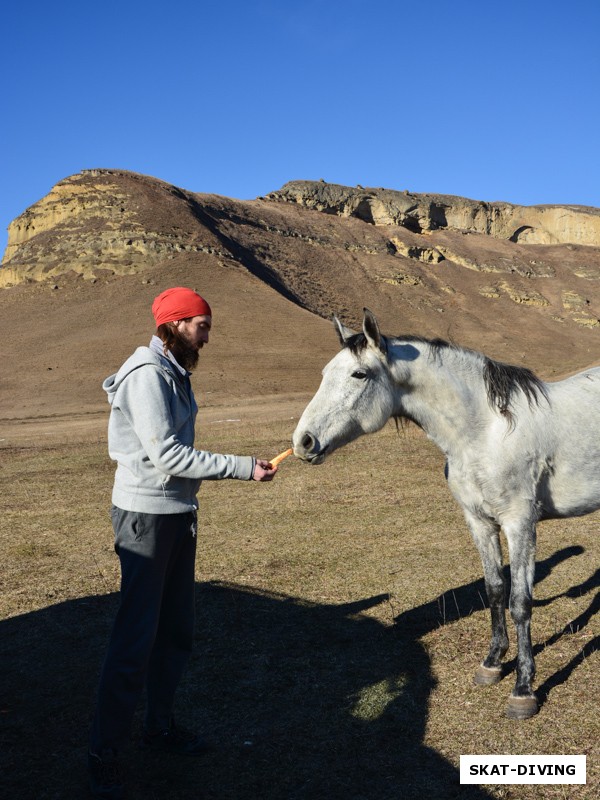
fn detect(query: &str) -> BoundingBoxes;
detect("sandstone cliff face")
[3,169,600,377]
[1,170,231,285]
[266,180,600,246]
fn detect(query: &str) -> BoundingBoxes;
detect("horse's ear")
[333,316,357,347]
[363,308,385,353]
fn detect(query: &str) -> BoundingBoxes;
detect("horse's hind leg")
[464,513,509,685]
[504,522,539,719]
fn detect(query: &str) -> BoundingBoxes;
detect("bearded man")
[88,287,277,799]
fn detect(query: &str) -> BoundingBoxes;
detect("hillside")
[2,169,600,445]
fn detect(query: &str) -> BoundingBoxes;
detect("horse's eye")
[351,370,368,380]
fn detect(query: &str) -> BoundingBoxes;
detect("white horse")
[293,309,600,718]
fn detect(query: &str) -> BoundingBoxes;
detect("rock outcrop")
[266,180,600,246]
[0,169,232,285]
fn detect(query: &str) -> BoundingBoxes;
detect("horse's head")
[293,309,397,464]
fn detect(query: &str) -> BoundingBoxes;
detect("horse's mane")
[482,357,549,420]
[344,331,549,422]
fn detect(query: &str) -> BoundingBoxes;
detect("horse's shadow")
[394,545,598,704]
[0,546,596,800]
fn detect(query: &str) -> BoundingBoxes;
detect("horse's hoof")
[474,665,503,686]
[506,695,539,720]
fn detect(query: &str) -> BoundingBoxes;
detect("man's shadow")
[0,546,596,800]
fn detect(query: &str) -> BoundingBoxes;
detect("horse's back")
[546,367,600,432]
[548,365,600,396]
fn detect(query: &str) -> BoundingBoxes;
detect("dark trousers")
[90,507,197,754]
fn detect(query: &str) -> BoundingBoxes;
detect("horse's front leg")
[504,521,539,719]
[464,512,509,685]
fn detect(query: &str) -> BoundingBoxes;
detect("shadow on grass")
[1,545,595,799]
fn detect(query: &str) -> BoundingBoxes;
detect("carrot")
[269,448,293,468]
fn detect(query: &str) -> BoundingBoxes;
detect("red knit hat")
[152,287,212,327]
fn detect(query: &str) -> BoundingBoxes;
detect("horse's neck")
[390,342,487,454]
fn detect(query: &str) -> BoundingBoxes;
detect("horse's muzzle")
[294,431,328,464]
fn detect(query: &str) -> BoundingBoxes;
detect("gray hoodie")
[103,338,254,514]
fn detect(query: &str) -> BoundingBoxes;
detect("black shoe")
[88,749,125,799]
[141,721,212,756]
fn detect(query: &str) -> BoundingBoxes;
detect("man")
[89,287,277,799]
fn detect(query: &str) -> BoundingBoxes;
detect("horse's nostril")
[302,432,315,452]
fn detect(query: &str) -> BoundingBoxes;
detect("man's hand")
[252,459,277,481]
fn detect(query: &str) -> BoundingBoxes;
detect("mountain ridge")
[2,169,600,444]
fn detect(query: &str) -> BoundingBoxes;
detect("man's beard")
[170,329,201,372]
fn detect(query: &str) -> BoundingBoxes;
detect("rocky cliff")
[0,169,229,284]
[266,180,600,246]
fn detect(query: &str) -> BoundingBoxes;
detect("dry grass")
[0,419,597,799]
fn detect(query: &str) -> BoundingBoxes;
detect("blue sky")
[2,1,599,256]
